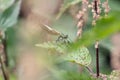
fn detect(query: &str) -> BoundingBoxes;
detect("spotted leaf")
[66,47,91,66]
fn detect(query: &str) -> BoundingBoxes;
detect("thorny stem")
[0,55,9,80]
[95,41,99,77]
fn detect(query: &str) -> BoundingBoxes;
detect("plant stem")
[2,31,8,67]
[86,66,94,74]
[0,55,9,80]
[95,41,99,77]
[94,0,98,14]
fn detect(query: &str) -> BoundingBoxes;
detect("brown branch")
[0,55,9,80]
[2,31,9,67]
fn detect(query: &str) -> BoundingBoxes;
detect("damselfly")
[42,24,70,44]
[41,24,61,35]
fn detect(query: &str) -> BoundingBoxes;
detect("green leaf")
[56,0,82,19]
[0,0,21,31]
[100,38,112,50]
[0,0,15,12]
[70,12,120,51]
[36,42,91,66]
[65,47,91,66]
[36,41,67,54]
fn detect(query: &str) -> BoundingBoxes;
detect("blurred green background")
[0,0,120,80]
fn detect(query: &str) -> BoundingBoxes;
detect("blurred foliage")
[0,0,21,79]
[0,0,15,12]
[0,0,120,80]
[108,70,120,80]
[36,42,91,67]
[7,27,17,69]
[61,71,95,80]
[0,0,21,31]
[37,0,120,80]
[50,69,95,80]
[36,41,67,54]
[56,0,82,19]
[70,12,120,51]
[46,0,120,80]
[0,75,16,80]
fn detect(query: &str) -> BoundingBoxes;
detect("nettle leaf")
[36,41,67,54]
[0,0,21,31]
[65,47,91,66]
[108,70,120,80]
[0,0,15,12]
[36,42,91,66]
[56,0,82,19]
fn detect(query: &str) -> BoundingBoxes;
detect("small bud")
[95,41,99,48]
[83,8,87,12]
[88,4,92,8]
[77,20,84,28]
[102,0,110,16]
[76,14,82,19]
